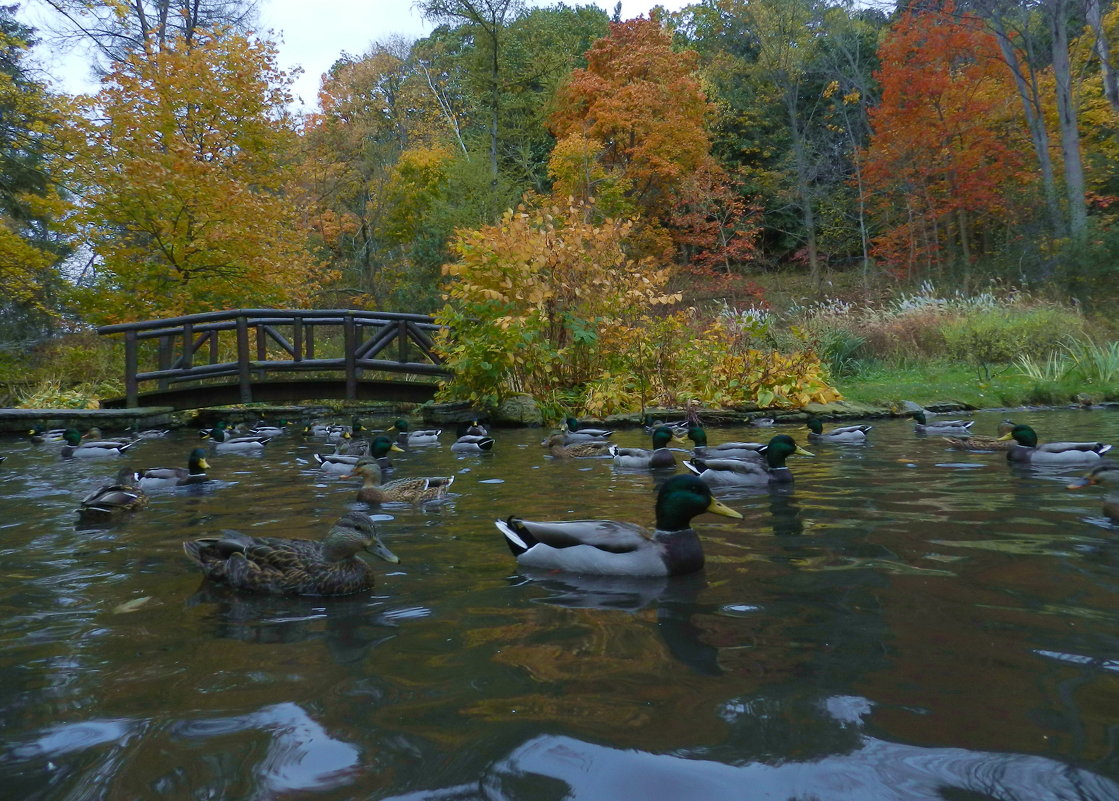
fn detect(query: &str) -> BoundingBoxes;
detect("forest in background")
[4,0,1119,414]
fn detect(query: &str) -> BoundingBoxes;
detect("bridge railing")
[97,309,449,407]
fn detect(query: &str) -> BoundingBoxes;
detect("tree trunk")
[1050,0,1088,243]
[1086,0,1119,112]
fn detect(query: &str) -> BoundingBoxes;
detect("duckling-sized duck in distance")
[389,418,442,446]
[496,474,742,577]
[806,417,872,443]
[61,429,137,458]
[943,419,1016,451]
[77,468,148,522]
[182,511,399,596]
[912,411,973,436]
[998,424,1112,465]
[543,433,612,458]
[684,434,814,487]
[203,423,270,453]
[1067,461,1119,521]
[610,426,681,469]
[136,448,211,488]
[563,417,614,443]
[345,458,455,504]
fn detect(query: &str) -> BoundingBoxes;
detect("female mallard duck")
[944,419,1016,450]
[136,448,211,488]
[77,468,148,522]
[610,426,681,469]
[61,429,137,458]
[563,417,614,443]
[203,425,270,453]
[684,434,814,487]
[389,418,442,446]
[345,458,455,504]
[998,424,1112,465]
[543,433,612,458]
[182,511,399,596]
[495,474,742,577]
[806,417,872,443]
[685,426,765,460]
[1067,461,1119,521]
[913,411,973,436]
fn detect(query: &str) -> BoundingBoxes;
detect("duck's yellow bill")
[390,443,405,452]
[996,433,1014,441]
[796,446,815,457]
[707,497,743,519]
[199,458,211,470]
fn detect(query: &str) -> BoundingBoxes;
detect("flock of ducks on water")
[15,409,1118,596]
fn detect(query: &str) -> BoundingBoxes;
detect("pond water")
[2,409,1119,801]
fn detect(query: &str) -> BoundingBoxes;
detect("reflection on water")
[2,409,1119,799]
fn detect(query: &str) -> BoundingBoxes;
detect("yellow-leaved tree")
[65,27,329,323]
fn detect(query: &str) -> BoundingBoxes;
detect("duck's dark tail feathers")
[495,516,537,556]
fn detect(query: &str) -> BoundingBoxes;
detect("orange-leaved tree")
[65,27,327,323]
[548,16,719,255]
[861,3,1034,281]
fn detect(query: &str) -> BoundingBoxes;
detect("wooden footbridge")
[98,309,450,410]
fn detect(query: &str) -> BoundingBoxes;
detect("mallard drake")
[610,426,681,469]
[345,458,455,504]
[495,474,742,576]
[28,427,67,444]
[389,418,442,446]
[61,429,137,458]
[1067,461,1119,520]
[913,411,973,436]
[684,434,814,487]
[203,426,270,453]
[458,419,489,436]
[77,468,148,522]
[542,433,612,458]
[137,448,211,488]
[998,424,1112,465]
[366,435,405,471]
[563,417,614,443]
[943,419,1016,450]
[451,434,495,453]
[250,420,289,438]
[182,511,399,596]
[642,414,687,435]
[685,426,765,460]
[806,418,872,443]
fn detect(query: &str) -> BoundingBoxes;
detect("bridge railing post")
[124,330,138,408]
[236,315,252,403]
[344,312,356,400]
[157,334,172,391]
[182,321,194,370]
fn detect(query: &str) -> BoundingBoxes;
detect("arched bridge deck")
[98,309,450,410]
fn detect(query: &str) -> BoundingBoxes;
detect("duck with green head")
[496,474,743,576]
[563,417,614,443]
[182,511,399,596]
[685,426,765,461]
[389,418,442,446]
[202,422,269,452]
[61,429,137,458]
[684,434,814,487]
[136,448,212,488]
[610,425,682,469]
[998,424,1112,465]
[912,411,973,436]
[806,417,872,443]
[452,420,496,453]
[1067,461,1119,521]
[345,458,455,504]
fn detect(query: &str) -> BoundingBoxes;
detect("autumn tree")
[548,15,718,252]
[65,27,326,322]
[0,7,72,338]
[861,4,1034,282]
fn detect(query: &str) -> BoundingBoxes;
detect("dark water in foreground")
[2,409,1119,801]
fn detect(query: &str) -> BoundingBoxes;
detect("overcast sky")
[24,0,689,111]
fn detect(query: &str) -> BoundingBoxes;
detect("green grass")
[834,360,1094,409]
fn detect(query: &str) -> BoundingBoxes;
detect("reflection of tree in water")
[186,582,398,664]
